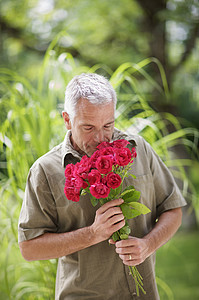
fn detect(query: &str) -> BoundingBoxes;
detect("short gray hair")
[64,73,117,121]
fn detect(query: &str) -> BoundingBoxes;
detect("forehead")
[75,98,115,124]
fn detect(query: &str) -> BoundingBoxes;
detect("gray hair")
[64,73,117,121]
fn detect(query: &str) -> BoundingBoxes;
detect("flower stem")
[129,266,146,296]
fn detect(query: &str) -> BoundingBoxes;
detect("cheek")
[84,135,96,147]
[79,133,94,149]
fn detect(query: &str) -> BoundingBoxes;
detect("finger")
[108,239,116,245]
[103,207,123,221]
[108,213,124,225]
[118,254,142,266]
[98,198,124,214]
[116,246,135,255]
[118,254,132,261]
[115,237,136,248]
[111,219,126,233]
[122,258,141,267]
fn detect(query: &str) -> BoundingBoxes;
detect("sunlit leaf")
[122,190,141,203]
[128,202,151,215]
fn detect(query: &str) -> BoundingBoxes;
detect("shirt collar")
[61,130,82,167]
[61,128,136,167]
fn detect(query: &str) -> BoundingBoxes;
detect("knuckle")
[96,210,100,217]
[137,247,142,256]
[119,254,124,260]
[115,248,120,254]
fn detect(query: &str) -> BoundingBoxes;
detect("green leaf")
[120,185,135,197]
[90,194,99,207]
[80,189,87,196]
[129,190,141,202]
[121,203,141,219]
[112,231,120,242]
[119,225,131,236]
[120,234,129,240]
[99,198,109,205]
[129,174,136,179]
[122,190,141,203]
[108,185,122,200]
[128,202,151,215]
[121,201,150,219]
[121,185,135,193]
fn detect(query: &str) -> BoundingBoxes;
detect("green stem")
[129,266,146,296]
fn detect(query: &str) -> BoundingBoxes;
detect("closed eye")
[83,126,93,131]
[104,122,114,129]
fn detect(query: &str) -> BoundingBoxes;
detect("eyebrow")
[81,121,115,127]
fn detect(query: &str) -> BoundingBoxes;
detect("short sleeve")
[142,139,187,216]
[18,163,58,243]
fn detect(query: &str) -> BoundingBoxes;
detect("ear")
[62,112,72,130]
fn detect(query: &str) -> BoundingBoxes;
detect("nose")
[94,129,105,144]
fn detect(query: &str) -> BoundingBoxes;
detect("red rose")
[95,155,113,174]
[90,150,101,168]
[64,186,80,202]
[106,172,122,189]
[88,169,102,185]
[81,155,92,166]
[73,176,84,188]
[101,176,107,185]
[65,178,73,188]
[65,175,85,190]
[115,147,132,166]
[99,147,116,165]
[100,147,115,156]
[89,183,110,199]
[112,139,130,148]
[74,156,91,179]
[65,163,74,179]
[96,141,112,150]
[131,147,137,158]
[82,181,89,189]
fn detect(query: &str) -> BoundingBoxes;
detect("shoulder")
[113,128,154,156]
[114,128,151,154]
[114,127,147,144]
[131,135,153,156]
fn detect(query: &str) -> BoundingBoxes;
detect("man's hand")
[90,198,125,244]
[19,198,125,261]
[109,236,149,266]
[109,207,182,267]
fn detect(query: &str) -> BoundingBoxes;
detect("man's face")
[64,98,115,156]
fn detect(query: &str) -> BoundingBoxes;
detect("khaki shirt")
[18,128,186,300]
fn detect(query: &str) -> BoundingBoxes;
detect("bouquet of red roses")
[64,139,150,296]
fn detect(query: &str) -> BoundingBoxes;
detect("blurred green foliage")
[1,0,199,129]
[156,231,199,300]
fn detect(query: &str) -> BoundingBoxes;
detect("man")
[18,73,186,299]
